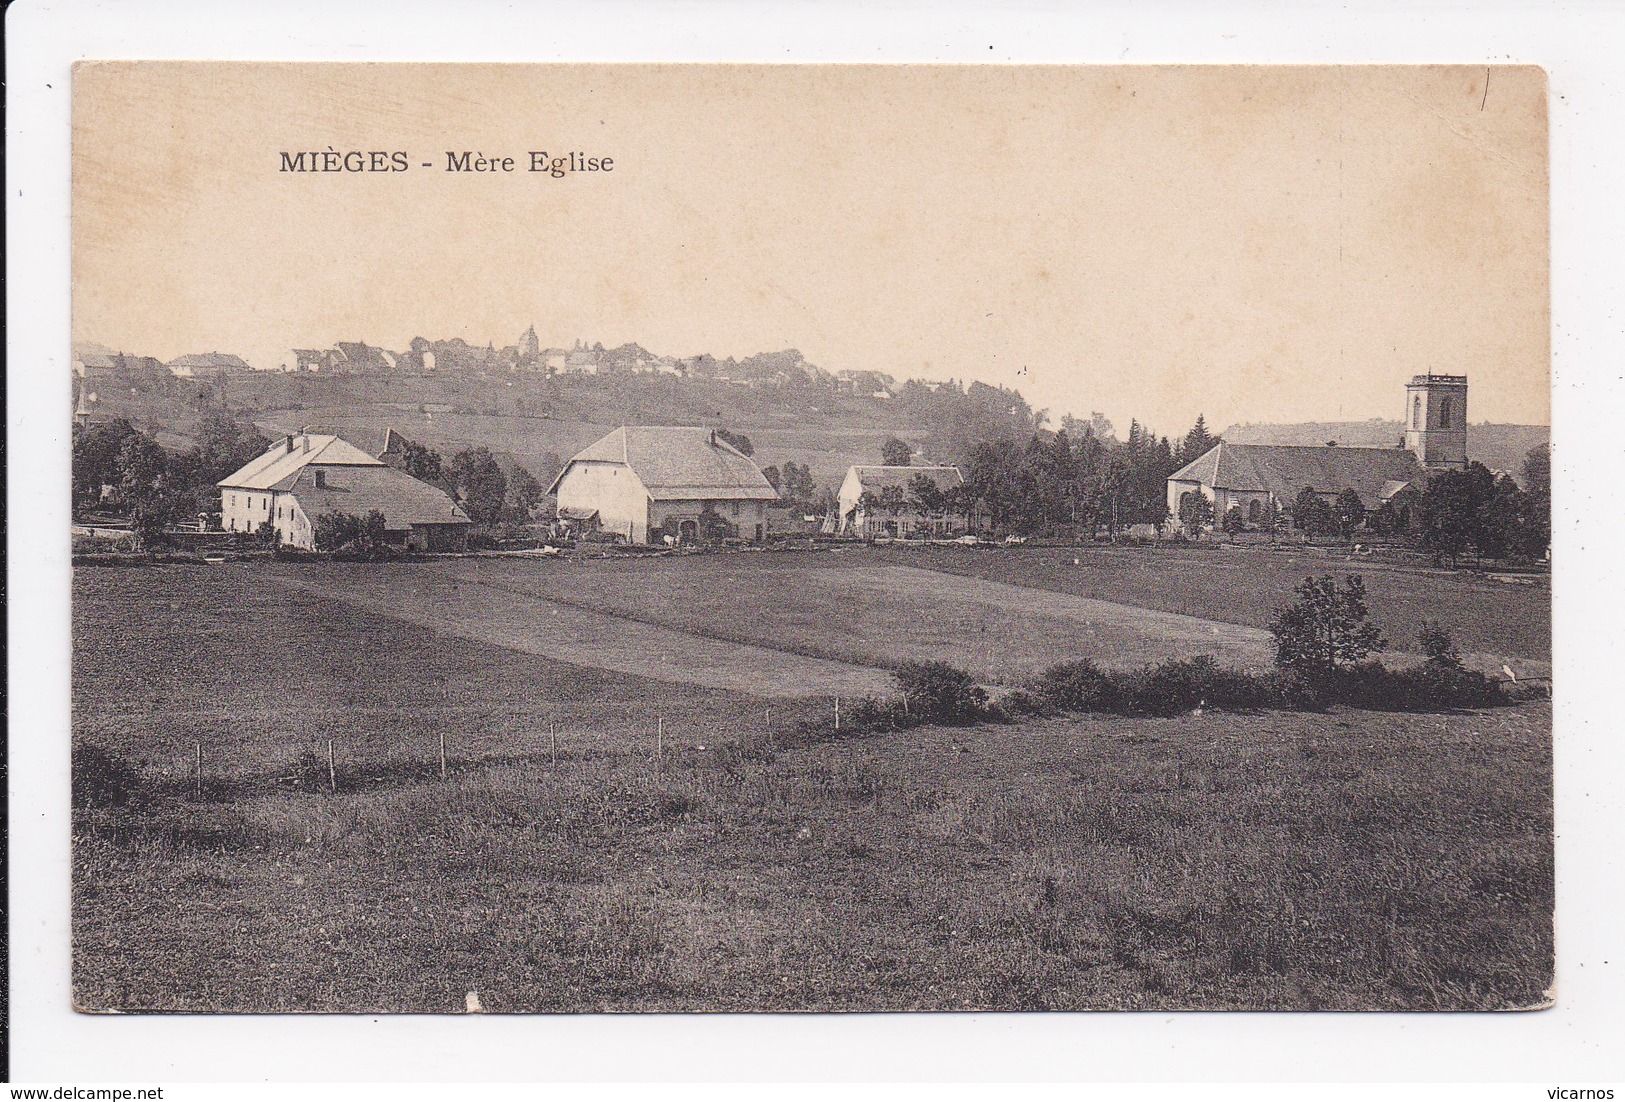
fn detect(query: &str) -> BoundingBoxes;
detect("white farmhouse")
[546,426,780,544]
[218,432,470,551]
[837,464,971,539]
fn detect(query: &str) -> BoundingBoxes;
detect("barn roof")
[1169,442,1422,504]
[846,465,965,493]
[285,465,468,529]
[217,434,384,490]
[547,426,779,501]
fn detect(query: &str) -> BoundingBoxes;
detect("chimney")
[285,434,295,454]
[710,429,717,447]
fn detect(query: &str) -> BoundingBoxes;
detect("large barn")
[218,432,470,551]
[546,426,780,544]
[1166,374,1469,528]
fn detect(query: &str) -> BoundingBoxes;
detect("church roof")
[1169,442,1423,505]
[547,426,779,501]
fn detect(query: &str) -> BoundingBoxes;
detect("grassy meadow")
[72,551,1553,1012]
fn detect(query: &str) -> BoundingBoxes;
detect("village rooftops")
[546,426,779,501]
[217,433,385,491]
[1168,441,1421,505]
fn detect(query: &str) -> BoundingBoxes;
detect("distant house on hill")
[167,352,256,378]
[546,426,780,544]
[837,464,973,539]
[218,432,469,551]
[1166,374,1470,529]
[292,342,400,374]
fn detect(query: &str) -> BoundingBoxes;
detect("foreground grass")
[75,700,1552,1013]
[74,561,1552,1012]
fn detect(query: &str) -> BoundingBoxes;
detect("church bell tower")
[1404,373,1468,470]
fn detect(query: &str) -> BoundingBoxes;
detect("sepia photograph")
[67,61,1552,1015]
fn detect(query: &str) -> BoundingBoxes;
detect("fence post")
[550,723,557,769]
[656,716,664,770]
[835,697,841,732]
[327,739,337,793]
[438,730,447,781]
[195,741,203,799]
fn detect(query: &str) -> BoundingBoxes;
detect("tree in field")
[1292,487,1339,538]
[761,464,782,491]
[73,418,139,504]
[191,406,270,486]
[1417,462,1495,566]
[906,474,945,517]
[881,436,914,467]
[1178,490,1214,535]
[116,432,170,505]
[446,447,508,527]
[390,438,445,486]
[1180,414,1216,466]
[853,489,882,534]
[1335,488,1367,540]
[1519,444,1550,558]
[1269,574,1388,682]
[714,428,754,456]
[1221,504,1246,535]
[778,461,818,508]
[877,484,909,530]
[507,464,544,513]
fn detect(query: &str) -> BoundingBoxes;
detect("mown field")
[871,543,1551,666]
[72,556,1553,1012]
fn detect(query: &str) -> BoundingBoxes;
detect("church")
[1165,374,1468,530]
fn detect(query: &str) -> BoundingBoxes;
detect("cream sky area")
[73,63,1548,434]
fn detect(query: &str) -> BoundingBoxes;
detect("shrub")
[1259,669,1323,711]
[1324,658,1502,711]
[1035,659,1115,711]
[73,739,141,809]
[995,688,1048,718]
[1115,655,1268,716]
[895,661,989,722]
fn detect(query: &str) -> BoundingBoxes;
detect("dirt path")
[266,566,895,700]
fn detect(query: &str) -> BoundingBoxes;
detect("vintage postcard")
[70,62,1550,1013]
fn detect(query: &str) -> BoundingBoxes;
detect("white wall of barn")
[555,460,653,543]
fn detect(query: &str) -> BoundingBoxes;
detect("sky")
[72,63,1549,435]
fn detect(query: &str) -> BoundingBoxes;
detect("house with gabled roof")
[546,426,780,544]
[167,352,256,377]
[217,432,469,550]
[837,465,973,539]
